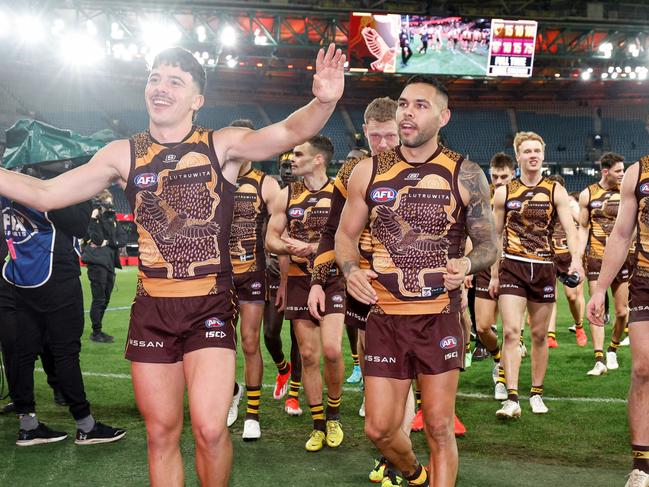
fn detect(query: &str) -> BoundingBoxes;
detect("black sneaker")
[75,421,126,445]
[1,402,15,414]
[16,422,68,446]
[472,345,490,361]
[90,331,114,343]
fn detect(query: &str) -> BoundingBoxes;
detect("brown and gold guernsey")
[366,145,466,315]
[503,177,557,262]
[125,126,235,297]
[229,168,268,275]
[587,182,621,259]
[634,156,649,277]
[311,157,372,286]
[552,220,569,255]
[286,178,336,277]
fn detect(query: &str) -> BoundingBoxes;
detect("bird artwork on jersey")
[134,150,222,278]
[229,181,264,271]
[371,174,457,297]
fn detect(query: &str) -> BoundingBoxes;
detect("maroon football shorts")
[498,257,556,303]
[285,275,345,324]
[126,288,238,363]
[233,270,266,304]
[364,312,464,379]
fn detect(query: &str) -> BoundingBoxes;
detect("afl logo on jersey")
[506,200,522,210]
[288,207,304,218]
[590,201,603,208]
[205,317,225,328]
[371,187,397,203]
[134,173,158,188]
[439,336,458,350]
[641,183,649,195]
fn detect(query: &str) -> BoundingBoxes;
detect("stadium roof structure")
[3,0,649,102]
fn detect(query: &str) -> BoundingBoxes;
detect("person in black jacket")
[82,189,125,343]
[1,166,126,446]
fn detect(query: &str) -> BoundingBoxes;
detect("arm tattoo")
[459,160,498,274]
[342,260,359,278]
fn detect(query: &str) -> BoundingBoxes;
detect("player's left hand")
[275,279,287,312]
[463,275,474,289]
[282,236,315,257]
[444,257,470,292]
[312,43,345,104]
[308,284,326,321]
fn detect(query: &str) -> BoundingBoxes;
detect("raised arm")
[265,186,290,255]
[0,140,128,212]
[215,44,345,165]
[587,163,639,325]
[335,158,376,304]
[554,183,585,280]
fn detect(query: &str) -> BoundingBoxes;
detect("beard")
[399,125,437,149]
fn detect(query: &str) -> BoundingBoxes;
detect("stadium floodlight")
[601,72,609,79]
[608,66,614,73]
[611,72,618,79]
[598,42,613,58]
[221,25,236,46]
[629,43,640,57]
[60,32,105,65]
[17,15,45,43]
[86,20,97,36]
[630,72,637,79]
[196,25,207,43]
[639,69,648,80]
[580,71,591,81]
[226,57,237,68]
[141,20,182,55]
[625,66,632,73]
[253,29,268,46]
[51,19,65,36]
[111,22,124,40]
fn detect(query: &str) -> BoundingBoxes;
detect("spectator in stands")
[81,189,126,343]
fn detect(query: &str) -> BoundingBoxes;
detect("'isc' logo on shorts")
[288,207,304,218]
[439,336,458,350]
[205,317,225,328]
[370,187,397,203]
[134,173,158,188]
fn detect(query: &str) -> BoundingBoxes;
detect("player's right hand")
[275,279,287,312]
[308,284,326,321]
[488,277,499,299]
[346,268,378,305]
[587,291,606,327]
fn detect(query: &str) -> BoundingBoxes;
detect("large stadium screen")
[487,19,538,77]
[348,12,491,76]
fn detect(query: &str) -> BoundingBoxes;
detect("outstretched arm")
[216,44,345,165]
[0,140,128,212]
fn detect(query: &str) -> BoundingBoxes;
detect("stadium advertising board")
[487,19,538,77]
[348,13,537,78]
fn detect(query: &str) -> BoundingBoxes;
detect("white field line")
[34,368,626,404]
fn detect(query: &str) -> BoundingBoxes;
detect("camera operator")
[82,190,126,343]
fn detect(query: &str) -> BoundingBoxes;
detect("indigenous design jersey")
[311,157,371,286]
[229,168,268,274]
[124,126,235,297]
[287,179,336,277]
[366,145,466,315]
[552,220,569,255]
[503,178,557,262]
[635,156,649,277]
[587,182,620,259]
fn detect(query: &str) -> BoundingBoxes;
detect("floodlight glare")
[60,32,105,65]
[580,71,591,81]
[196,25,207,42]
[226,57,237,68]
[142,20,182,55]
[221,25,236,46]
[17,16,44,43]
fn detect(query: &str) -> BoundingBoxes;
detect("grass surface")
[0,267,632,486]
[396,38,489,76]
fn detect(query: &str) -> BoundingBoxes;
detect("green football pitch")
[396,39,489,76]
[0,267,631,486]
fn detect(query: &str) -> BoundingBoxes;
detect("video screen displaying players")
[348,13,492,76]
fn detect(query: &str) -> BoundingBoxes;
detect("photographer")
[82,189,125,343]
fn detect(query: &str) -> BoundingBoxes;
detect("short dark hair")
[547,174,566,187]
[490,152,515,171]
[307,135,334,165]
[599,152,624,170]
[229,119,255,130]
[151,47,207,94]
[405,75,449,105]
